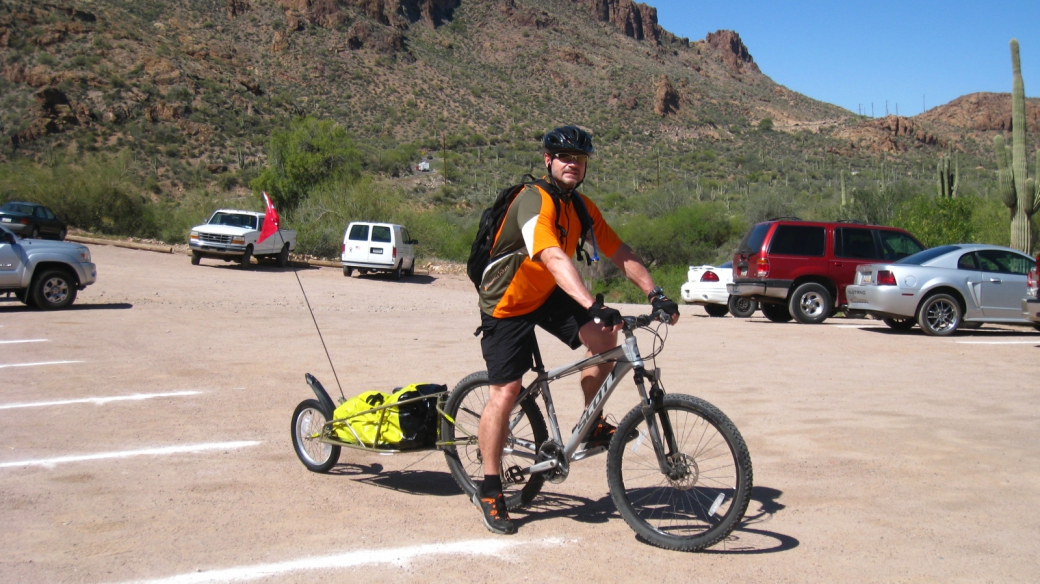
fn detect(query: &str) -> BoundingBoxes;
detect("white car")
[189,209,296,269]
[341,222,417,279]
[680,261,758,318]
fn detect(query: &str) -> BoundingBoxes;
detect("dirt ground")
[1,243,1039,583]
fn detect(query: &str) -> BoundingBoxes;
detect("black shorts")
[479,287,592,385]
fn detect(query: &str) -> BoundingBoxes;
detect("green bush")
[893,194,979,247]
[251,117,363,210]
[616,203,744,268]
[0,152,150,235]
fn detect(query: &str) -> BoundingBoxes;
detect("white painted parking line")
[955,340,1039,345]
[0,441,260,469]
[0,360,83,369]
[0,391,203,411]
[123,538,568,584]
[0,339,48,345]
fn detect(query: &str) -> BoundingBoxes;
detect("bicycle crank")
[537,440,569,484]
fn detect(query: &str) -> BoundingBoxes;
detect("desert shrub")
[615,202,744,268]
[892,194,979,247]
[0,152,151,235]
[289,177,401,258]
[251,117,363,210]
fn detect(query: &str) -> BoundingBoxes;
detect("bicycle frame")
[513,317,678,478]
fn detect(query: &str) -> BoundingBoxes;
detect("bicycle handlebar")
[623,309,669,330]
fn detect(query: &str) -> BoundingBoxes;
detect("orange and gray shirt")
[477,183,622,318]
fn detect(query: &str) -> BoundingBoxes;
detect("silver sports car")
[846,244,1038,336]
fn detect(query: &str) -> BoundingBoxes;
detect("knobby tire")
[606,394,753,551]
[441,371,547,511]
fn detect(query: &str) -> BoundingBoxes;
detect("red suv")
[727,219,925,324]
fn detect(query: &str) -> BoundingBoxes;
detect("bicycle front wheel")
[606,394,752,551]
[441,371,547,510]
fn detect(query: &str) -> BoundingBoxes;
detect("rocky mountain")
[0,0,1031,203]
[0,1,847,166]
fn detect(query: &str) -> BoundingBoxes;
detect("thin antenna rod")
[271,214,345,401]
[291,262,345,402]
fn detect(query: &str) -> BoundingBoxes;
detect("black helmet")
[542,125,594,155]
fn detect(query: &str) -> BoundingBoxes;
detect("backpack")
[467,176,596,289]
[331,383,446,449]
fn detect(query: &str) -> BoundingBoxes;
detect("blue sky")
[651,0,1040,116]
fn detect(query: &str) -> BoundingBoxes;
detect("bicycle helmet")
[542,125,594,155]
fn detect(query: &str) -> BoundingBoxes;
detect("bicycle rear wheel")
[441,371,547,510]
[606,394,752,551]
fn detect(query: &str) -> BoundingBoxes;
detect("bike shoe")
[580,416,638,449]
[472,492,516,535]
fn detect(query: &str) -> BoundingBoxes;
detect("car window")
[401,228,411,243]
[34,206,47,218]
[371,226,391,243]
[210,213,258,229]
[957,253,979,270]
[896,245,961,265]
[43,207,56,220]
[877,230,924,261]
[348,224,369,241]
[836,228,878,259]
[719,261,733,268]
[768,225,825,257]
[976,249,1033,275]
[737,223,771,255]
[1,203,34,215]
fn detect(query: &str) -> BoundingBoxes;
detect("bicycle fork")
[627,344,681,478]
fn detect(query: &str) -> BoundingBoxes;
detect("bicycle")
[440,310,753,551]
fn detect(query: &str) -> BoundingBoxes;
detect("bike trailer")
[332,383,445,449]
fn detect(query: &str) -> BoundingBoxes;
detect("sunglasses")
[552,152,588,164]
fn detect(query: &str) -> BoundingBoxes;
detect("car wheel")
[58,228,67,241]
[190,251,201,265]
[277,243,290,268]
[240,246,252,269]
[31,269,77,310]
[789,283,832,324]
[704,303,729,317]
[761,302,793,323]
[728,295,758,318]
[343,266,353,277]
[917,293,961,337]
[882,317,915,331]
[392,264,402,280]
[405,259,415,277]
[1033,323,1040,333]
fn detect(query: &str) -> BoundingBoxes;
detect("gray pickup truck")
[0,225,96,309]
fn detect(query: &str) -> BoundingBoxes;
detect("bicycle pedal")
[504,465,526,485]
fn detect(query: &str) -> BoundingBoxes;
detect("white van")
[341,222,417,279]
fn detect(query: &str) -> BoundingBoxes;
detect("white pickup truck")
[189,209,296,269]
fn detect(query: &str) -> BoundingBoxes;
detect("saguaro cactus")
[840,170,847,206]
[995,39,1040,253]
[937,152,958,198]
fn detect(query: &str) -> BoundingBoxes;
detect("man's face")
[544,151,587,190]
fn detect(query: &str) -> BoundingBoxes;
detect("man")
[473,125,680,534]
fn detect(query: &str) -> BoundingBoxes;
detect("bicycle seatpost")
[530,332,546,374]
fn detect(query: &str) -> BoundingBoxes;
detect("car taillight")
[700,271,720,282]
[756,258,769,278]
[1028,268,1038,297]
[342,244,345,253]
[19,218,28,224]
[877,270,897,286]
[392,246,397,259]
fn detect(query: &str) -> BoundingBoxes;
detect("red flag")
[259,192,280,244]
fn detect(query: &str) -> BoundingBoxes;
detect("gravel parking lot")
[2,243,1039,583]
